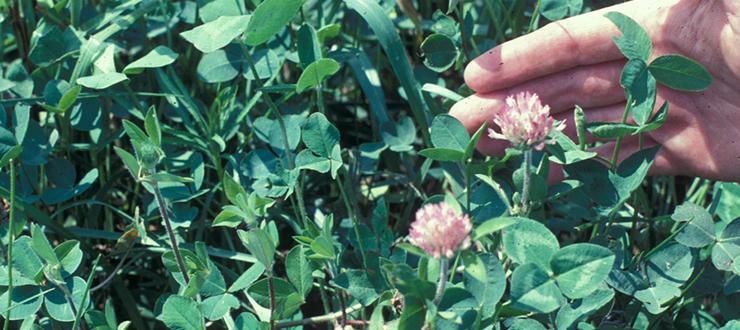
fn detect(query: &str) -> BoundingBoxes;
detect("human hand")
[450,0,740,182]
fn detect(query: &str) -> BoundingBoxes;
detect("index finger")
[464,1,641,93]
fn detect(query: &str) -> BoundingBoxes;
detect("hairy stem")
[276,303,363,329]
[433,258,449,305]
[241,42,309,226]
[521,150,532,215]
[611,95,634,168]
[153,182,190,284]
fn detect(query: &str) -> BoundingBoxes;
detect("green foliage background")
[0,0,738,329]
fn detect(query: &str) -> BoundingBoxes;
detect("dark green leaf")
[502,218,560,269]
[123,45,179,74]
[245,0,304,46]
[418,148,465,162]
[648,54,713,91]
[180,15,251,53]
[604,12,652,61]
[672,202,715,248]
[540,0,583,20]
[296,58,340,93]
[159,295,205,330]
[420,34,458,72]
[551,243,615,299]
[430,114,470,151]
[510,263,562,314]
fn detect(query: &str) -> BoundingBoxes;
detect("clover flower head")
[487,92,566,150]
[408,202,472,259]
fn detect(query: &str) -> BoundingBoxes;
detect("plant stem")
[72,254,102,330]
[3,160,16,330]
[526,0,541,33]
[611,95,633,168]
[241,42,309,226]
[433,258,449,305]
[152,182,190,284]
[336,174,367,264]
[316,83,326,114]
[276,303,363,329]
[521,150,532,215]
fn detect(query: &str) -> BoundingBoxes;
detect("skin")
[450,0,740,182]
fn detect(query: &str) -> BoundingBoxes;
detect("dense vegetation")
[0,0,738,329]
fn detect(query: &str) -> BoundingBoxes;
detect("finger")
[450,61,627,140]
[464,1,642,93]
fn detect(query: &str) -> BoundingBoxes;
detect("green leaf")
[551,243,615,299]
[555,287,614,330]
[648,54,713,92]
[672,202,715,248]
[296,58,340,93]
[546,130,597,165]
[398,296,426,330]
[510,263,563,314]
[297,24,321,68]
[620,59,656,126]
[144,107,162,147]
[647,243,695,287]
[237,228,275,269]
[380,116,415,152]
[76,73,128,89]
[245,0,305,46]
[114,147,141,180]
[418,148,465,162]
[248,278,304,319]
[473,216,520,239]
[10,236,44,282]
[712,217,740,271]
[634,285,681,314]
[634,101,669,134]
[610,146,660,205]
[464,122,488,160]
[286,246,314,297]
[229,262,265,292]
[463,253,506,318]
[295,149,331,173]
[0,286,44,321]
[430,114,470,152]
[123,45,179,74]
[55,240,83,276]
[715,183,740,223]
[45,277,91,322]
[310,236,336,260]
[333,269,381,306]
[223,173,247,206]
[345,0,431,143]
[420,34,458,72]
[604,12,652,61]
[540,0,583,20]
[302,112,340,158]
[587,122,638,139]
[330,49,390,125]
[212,205,247,228]
[159,295,205,330]
[57,85,82,113]
[180,15,251,53]
[502,218,560,269]
[31,224,60,266]
[201,293,240,321]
